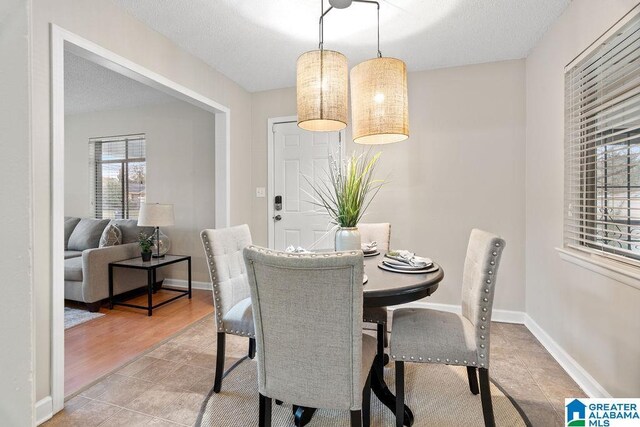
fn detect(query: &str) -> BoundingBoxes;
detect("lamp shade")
[350,57,409,144]
[137,203,175,227]
[297,49,348,132]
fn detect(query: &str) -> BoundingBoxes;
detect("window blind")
[89,134,146,220]
[565,10,640,265]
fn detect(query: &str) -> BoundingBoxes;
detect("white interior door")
[272,122,342,250]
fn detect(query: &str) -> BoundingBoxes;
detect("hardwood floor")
[65,289,214,397]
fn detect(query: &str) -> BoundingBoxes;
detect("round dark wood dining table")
[294,253,445,427]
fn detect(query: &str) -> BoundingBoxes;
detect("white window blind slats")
[567,100,640,138]
[89,134,146,220]
[565,11,640,264]
[567,22,640,88]
[567,59,640,112]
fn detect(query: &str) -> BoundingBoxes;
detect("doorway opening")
[51,25,230,413]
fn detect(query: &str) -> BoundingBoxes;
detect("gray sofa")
[64,217,165,311]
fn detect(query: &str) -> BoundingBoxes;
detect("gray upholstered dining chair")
[359,223,392,351]
[243,246,377,427]
[390,229,506,427]
[200,224,255,393]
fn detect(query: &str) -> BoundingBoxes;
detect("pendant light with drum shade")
[350,3,409,144]
[296,1,348,132]
[296,0,409,143]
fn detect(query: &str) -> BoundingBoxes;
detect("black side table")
[108,254,192,316]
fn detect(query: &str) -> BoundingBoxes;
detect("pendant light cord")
[318,0,382,56]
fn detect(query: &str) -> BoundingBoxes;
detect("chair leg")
[248,337,256,359]
[362,370,372,427]
[350,410,362,427]
[384,322,389,348]
[467,366,479,395]
[376,323,385,371]
[395,361,405,427]
[478,368,495,427]
[259,393,272,427]
[213,332,225,393]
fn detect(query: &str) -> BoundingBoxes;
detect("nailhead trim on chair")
[202,232,256,337]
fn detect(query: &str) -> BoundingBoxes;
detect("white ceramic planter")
[335,227,361,251]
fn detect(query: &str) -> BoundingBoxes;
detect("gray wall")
[65,101,216,282]
[251,60,527,312]
[0,0,34,424]
[526,0,640,397]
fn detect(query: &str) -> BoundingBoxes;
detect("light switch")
[256,187,266,198]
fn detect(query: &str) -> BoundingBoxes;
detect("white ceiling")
[113,0,570,93]
[65,51,175,115]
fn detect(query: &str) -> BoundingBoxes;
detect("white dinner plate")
[378,261,439,274]
[364,251,380,258]
[363,274,368,284]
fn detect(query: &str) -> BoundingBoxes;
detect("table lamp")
[137,203,174,258]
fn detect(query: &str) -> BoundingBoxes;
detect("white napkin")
[385,250,432,268]
[362,241,378,252]
[285,245,311,254]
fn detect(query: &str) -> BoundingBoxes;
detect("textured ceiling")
[113,0,569,92]
[65,51,175,115]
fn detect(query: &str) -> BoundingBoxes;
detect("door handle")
[273,215,282,221]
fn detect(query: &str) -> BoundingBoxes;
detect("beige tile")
[491,361,552,410]
[88,374,154,407]
[146,342,188,362]
[61,395,93,414]
[517,400,564,427]
[45,400,121,427]
[181,346,218,369]
[493,322,534,340]
[117,356,161,377]
[80,375,118,399]
[157,363,215,392]
[98,408,156,426]
[132,357,181,382]
[146,418,183,427]
[124,384,185,417]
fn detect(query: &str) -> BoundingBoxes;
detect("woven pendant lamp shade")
[297,49,348,132]
[351,57,409,144]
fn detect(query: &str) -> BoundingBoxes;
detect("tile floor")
[45,316,585,426]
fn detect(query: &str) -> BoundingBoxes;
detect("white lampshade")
[297,49,349,132]
[137,203,175,227]
[350,57,409,144]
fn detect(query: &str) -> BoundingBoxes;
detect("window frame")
[561,4,640,285]
[90,134,146,220]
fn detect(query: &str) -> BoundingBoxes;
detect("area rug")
[64,307,104,329]
[196,358,530,427]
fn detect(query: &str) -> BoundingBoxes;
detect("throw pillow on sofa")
[64,217,81,250]
[99,223,122,247]
[108,219,155,244]
[67,218,111,251]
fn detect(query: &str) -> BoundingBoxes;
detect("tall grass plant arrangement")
[307,150,384,250]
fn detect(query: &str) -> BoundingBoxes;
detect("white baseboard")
[163,278,212,291]
[36,396,53,425]
[393,301,526,324]
[524,315,611,398]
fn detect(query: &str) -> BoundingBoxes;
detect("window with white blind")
[90,134,146,220]
[565,11,640,266]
